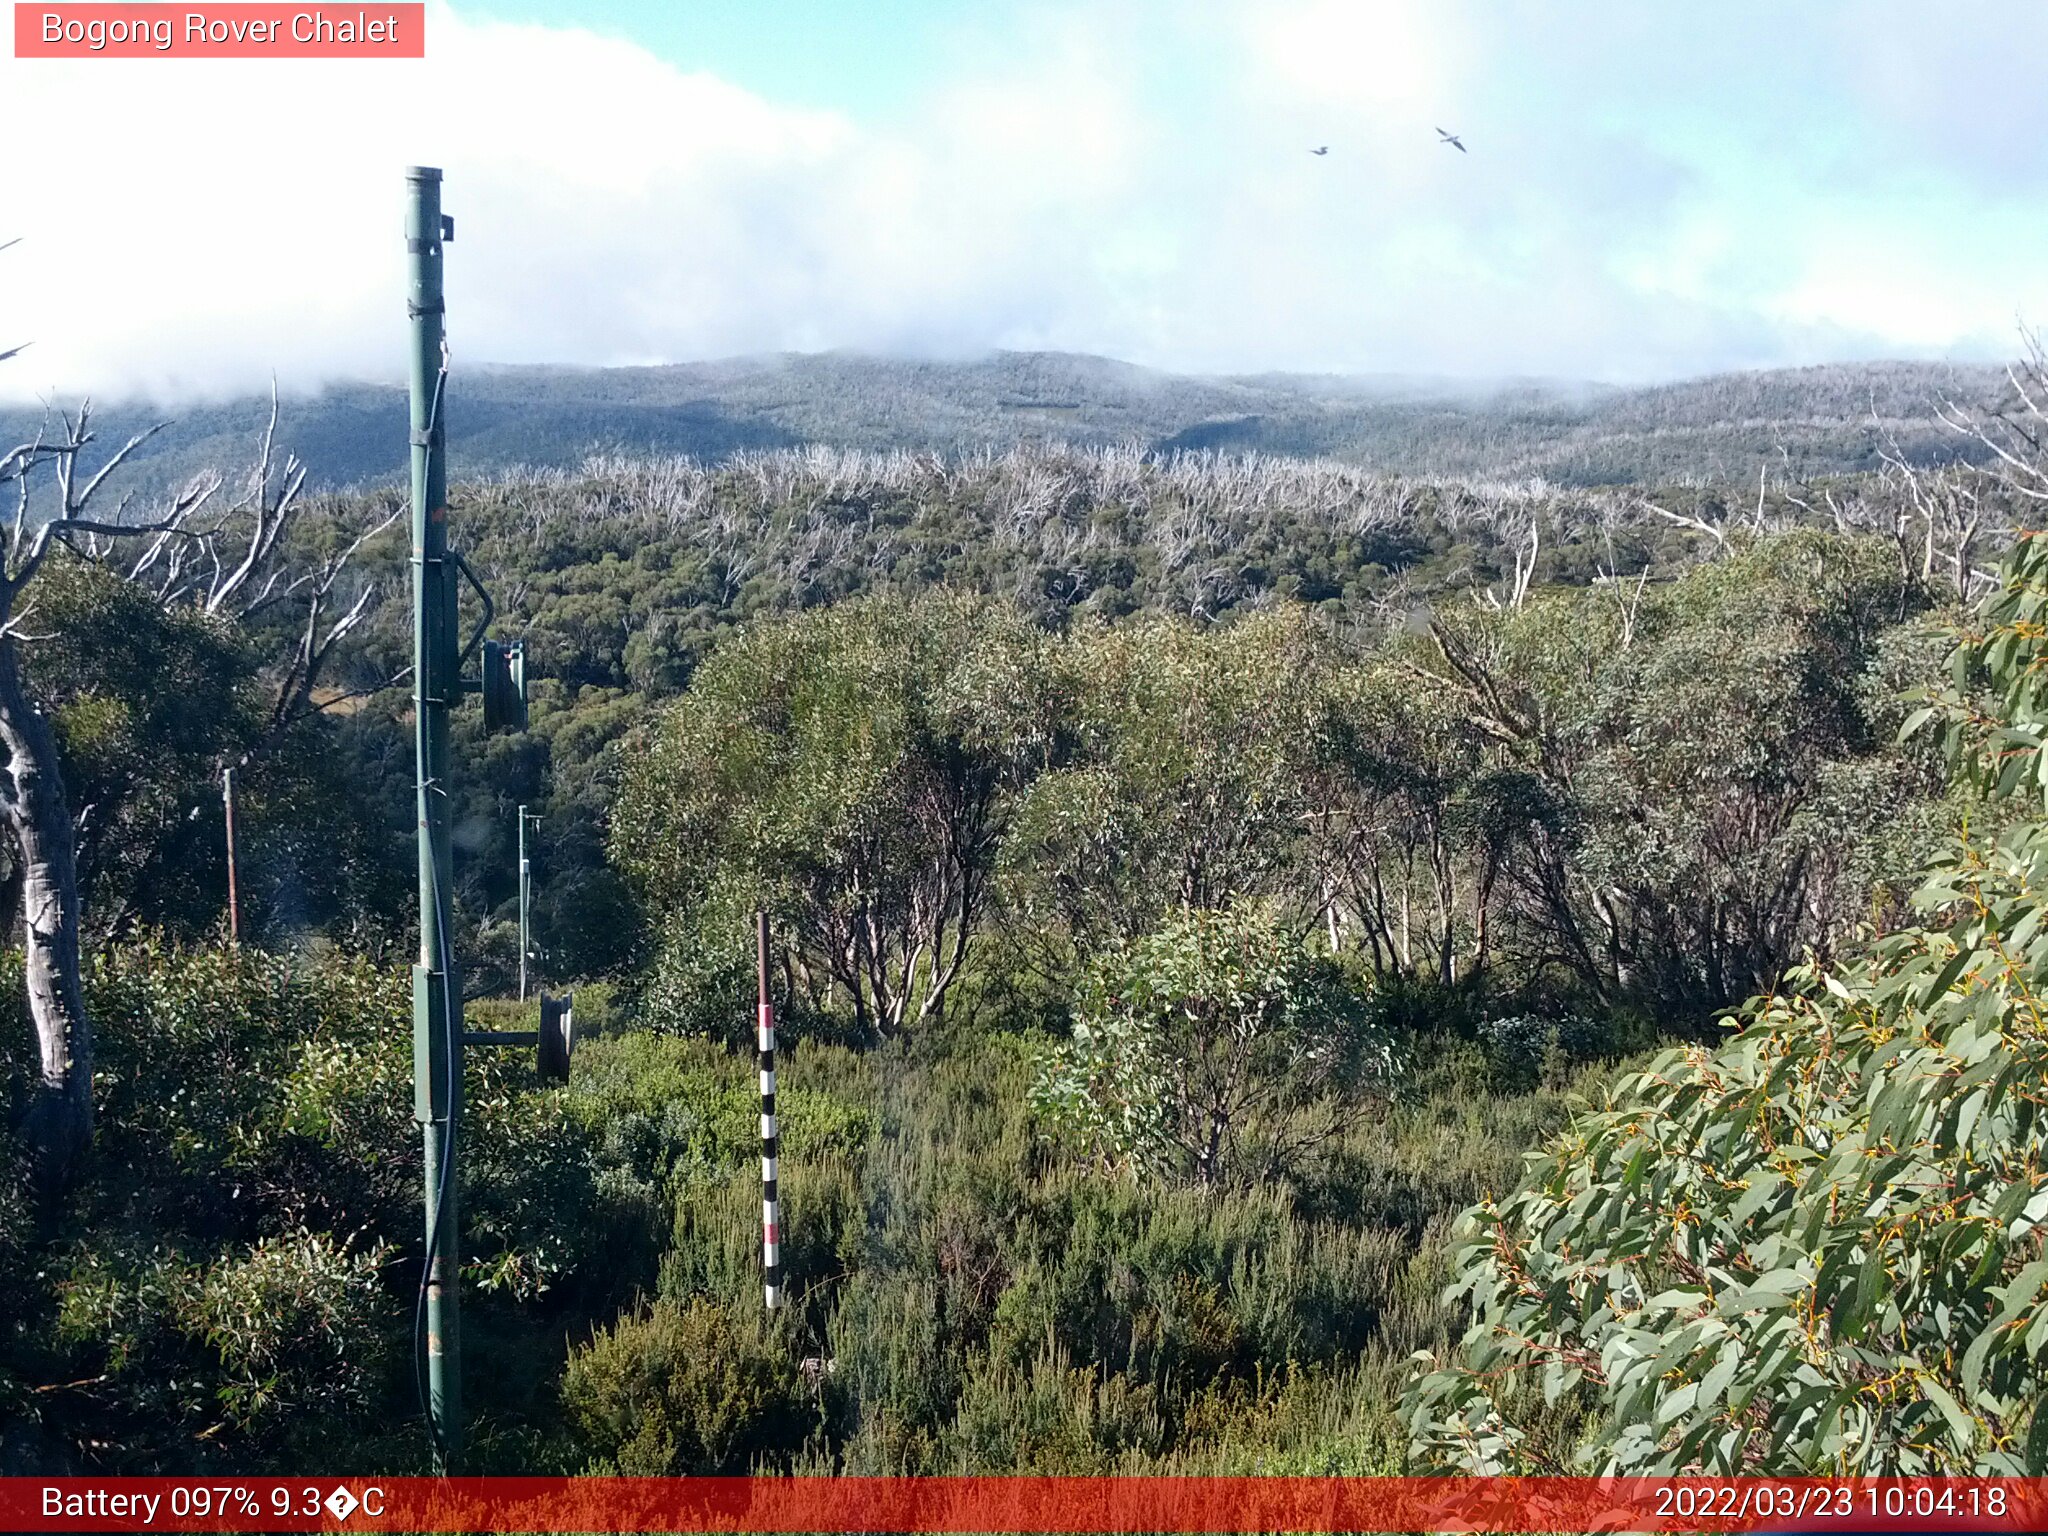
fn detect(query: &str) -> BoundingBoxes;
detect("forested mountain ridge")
[0,351,2010,499]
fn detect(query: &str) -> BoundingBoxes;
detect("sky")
[3,0,2046,403]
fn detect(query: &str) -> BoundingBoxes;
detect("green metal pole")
[407,164,461,1472]
[517,804,529,1003]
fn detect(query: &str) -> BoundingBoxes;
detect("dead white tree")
[1640,496,1730,555]
[1905,330,2048,598]
[1477,509,1541,612]
[0,387,398,1196]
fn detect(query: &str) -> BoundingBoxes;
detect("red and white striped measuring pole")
[756,911,782,1309]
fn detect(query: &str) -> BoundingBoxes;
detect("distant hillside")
[0,351,2011,498]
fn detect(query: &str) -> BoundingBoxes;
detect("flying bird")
[1310,145,1329,155]
[1436,128,1467,153]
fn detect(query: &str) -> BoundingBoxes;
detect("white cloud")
[1241,0,1469,140]
[1,0,2043,404]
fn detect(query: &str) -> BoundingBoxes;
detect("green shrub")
[3,940,669,1469]
[942,1352,1168,1472]
[1030,903,1394,1185]
[54,1231,394,1461]
[825,1273,958,1468]
[0,886,1619,1476]
[567,979,621,1037]
[612,592,1064,1043]
[562,1297,812,1472]
[569,1032,876,1187]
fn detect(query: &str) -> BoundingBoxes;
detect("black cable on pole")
[412,819,458,1467]
[409,351,459,1466]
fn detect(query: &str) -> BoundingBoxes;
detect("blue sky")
[453,0,968,119]
[3,0,2044,400]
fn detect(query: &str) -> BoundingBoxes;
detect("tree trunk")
[0,637,92,1197]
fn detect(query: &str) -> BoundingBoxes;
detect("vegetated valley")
[4,348,2048,1476]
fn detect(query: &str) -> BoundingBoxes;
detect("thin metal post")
[757,911,781,1309]
[517,804,529,1003]
[221,766,239,946]
[407,164,461,1472]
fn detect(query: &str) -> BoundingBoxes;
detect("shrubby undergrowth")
[1,932,1595,1473]
[0,510,2015,1474]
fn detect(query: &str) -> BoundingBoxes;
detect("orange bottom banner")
[3,1476,2046,1533]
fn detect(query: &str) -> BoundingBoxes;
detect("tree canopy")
[1403,530,2048,1473]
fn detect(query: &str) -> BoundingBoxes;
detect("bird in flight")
[1310,145,1329,155]
[1436,128,1467,153]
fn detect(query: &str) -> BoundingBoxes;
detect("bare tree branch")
[1642,498,1730,552]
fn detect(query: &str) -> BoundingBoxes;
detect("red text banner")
[15,4,424,58]
[3,1476,2048,1533]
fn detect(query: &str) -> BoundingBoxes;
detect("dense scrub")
[3,516,1988,1474]
[60,443,1997,1001]
[613,534,1951,1040]
[305,444,1993,992]
[3,409,2036,1473]
[1405,532,2048,1472]
[0,937,1594,1474]
[0,946,660,1471]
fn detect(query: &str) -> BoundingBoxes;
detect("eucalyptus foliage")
[612,592,1061,1040]
[1030,903,1395,1187]
[1403,531,2048,1473]
[997,610,1337,981]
